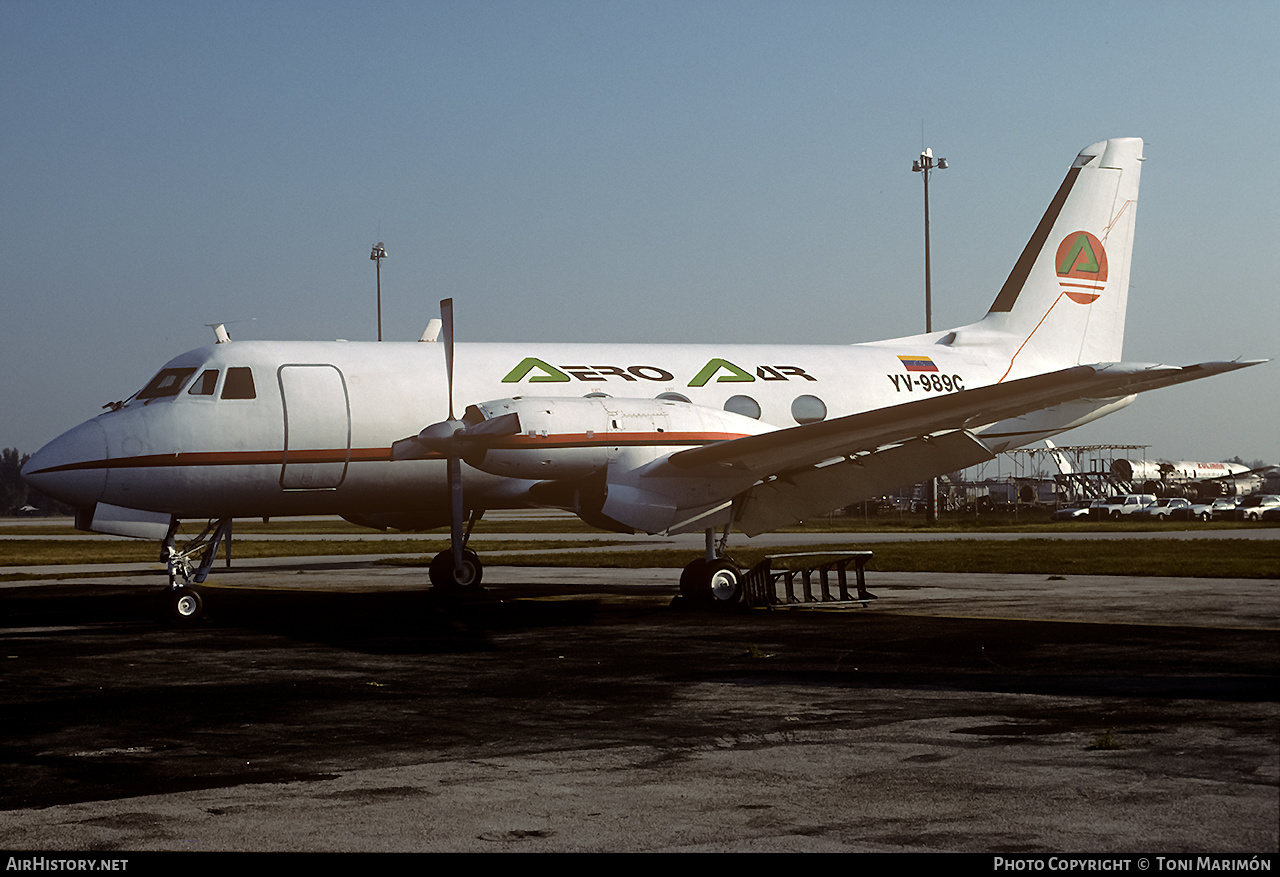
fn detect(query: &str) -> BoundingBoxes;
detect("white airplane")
[21,137,1265,618]
[1110,458,1276,498]
[1043,440,1075,475]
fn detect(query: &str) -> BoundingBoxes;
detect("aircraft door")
[279,364,351,489]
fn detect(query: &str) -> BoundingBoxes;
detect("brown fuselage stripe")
[28,431,749,474]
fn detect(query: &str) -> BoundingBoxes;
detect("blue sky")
[2,0,1276,464]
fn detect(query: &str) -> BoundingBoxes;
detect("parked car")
[1174,496,1241,522]
[1092,494,1157,519]
[1051,500,1097,521]
[1232,494,1280,521]
[1138,497,1193,519]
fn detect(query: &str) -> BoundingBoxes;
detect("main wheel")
[679,558,742,606]
[679,559,708,600]
[706,560,743,604]
[429,548,483,590]
[170,587,203,622]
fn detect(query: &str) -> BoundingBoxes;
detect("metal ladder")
[742,551,876,608]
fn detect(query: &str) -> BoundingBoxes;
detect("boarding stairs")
[741,551,875,609]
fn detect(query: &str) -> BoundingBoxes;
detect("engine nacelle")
[463,395,772,481]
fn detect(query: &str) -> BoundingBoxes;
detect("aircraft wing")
[642,359,1265,535]
[668,360,1263,476]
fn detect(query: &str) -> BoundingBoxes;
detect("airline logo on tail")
[1055,231,1108,304]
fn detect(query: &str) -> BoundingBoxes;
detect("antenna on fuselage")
[204,319,256,343]
[420,318,442,342]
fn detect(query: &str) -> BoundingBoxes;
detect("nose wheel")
[169,586,204,622]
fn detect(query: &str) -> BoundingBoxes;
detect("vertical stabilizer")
[1044,440,1074,475]
[980,138,1143,379]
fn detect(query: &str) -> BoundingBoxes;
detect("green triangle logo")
[501,357,570,383]
[688,358,754,387]
[1057,233,1100,276]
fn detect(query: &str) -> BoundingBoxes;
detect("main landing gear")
[427,509,485,593]
[429,546,483,590]
[678,526,743,607]
[160,517,232,622]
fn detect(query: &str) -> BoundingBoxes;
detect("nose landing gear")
[160,517,233,622]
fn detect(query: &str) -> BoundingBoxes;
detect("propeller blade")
[439,297,467,579]
[463,411,522,439]
[390,436,429,461]
[440,298,455,421]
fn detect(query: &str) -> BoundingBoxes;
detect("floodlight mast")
[912,148,947,334]
[912,148,947,523]
[370,242,388,341]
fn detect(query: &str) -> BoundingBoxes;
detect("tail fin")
[1043,440,1074,475]
[977,138,1143,379]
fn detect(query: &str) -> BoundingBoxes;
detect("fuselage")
[22,332,1121,528]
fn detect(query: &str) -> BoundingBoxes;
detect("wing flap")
[735,430,996,536]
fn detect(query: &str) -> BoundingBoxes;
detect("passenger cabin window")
[791,395,827,425]
[137,367,196,401]
[724,395,761,420]
[188,369,219,396]
[221,367,256,400]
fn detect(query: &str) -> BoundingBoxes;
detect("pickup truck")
[1092,494,1157,519]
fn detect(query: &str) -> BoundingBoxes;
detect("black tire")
[679,558,742,605]
[170,587,203,622]
[679,559,709,601]
[429,548,483,590]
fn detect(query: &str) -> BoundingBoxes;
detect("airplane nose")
[21,420,108,509]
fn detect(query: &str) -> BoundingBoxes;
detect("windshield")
[135,367,197,401]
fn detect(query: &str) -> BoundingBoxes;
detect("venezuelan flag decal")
[898,355,938,372]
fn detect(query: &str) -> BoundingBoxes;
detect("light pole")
[370,242,387,341]
[912,147,947,523]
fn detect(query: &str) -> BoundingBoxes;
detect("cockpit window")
[136,367,197,401]
[221,367,256,400]
[188,369,219,396]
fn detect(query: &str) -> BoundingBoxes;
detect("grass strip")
[0,539,583,567]
[472,538,1279,580]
